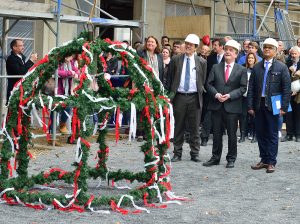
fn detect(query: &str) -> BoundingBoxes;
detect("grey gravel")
[0,135,299,224]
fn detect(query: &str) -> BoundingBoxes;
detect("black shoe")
[171,155,182,162]
[191,156,201,162]
[251,136,257,143]
[238,136,245,143]
[201,137,208,146]
[226,161,235,168]
[203,159,220,167]
[281,135,293,142]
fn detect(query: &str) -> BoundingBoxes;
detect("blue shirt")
[238,54,262,65]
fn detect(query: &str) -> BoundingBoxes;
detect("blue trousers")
[255,102,279,165]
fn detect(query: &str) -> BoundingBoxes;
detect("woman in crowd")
[137,36,164,83]
[137,36,164,141]
[105,52,118,75]
[239,52,258,143]
[53,55,80,135]
[162,46,171,88]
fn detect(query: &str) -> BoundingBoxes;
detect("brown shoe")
[251,162,268,170]
[266,164,275,173]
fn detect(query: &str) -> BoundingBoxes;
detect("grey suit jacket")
[167,54,207,108]
[206,62,247,114]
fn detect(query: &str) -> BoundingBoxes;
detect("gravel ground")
[0,134,300,224]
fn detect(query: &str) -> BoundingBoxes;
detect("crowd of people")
[5,34,300,173]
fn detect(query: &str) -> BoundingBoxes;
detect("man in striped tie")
[203,40,247,168]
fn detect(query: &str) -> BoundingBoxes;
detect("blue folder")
[271,95,292,115]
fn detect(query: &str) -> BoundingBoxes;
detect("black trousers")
[173,93,201,157]
[285,96,300,137]
[255,99,279,165]
[211,106,239,162]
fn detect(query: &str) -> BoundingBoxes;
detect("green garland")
[0,37,174,212]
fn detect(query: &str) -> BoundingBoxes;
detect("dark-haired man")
[6,39,37,104]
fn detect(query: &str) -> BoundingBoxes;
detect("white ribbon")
[169,103,175,139]
[75,137,82,163]
[144,147,160,167]
[39,198,53,210]
[82,45,93,63]
[82,90,111,103]
[53,189,81,208]
[117,194,150,214]
[47,95,53,110]
[128,103,137,142]
[31,103,44,127]
[133,63,149,85]
[159,104,166,142]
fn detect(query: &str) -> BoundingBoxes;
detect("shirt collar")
[225,61,235,68]
[185,53,195,60]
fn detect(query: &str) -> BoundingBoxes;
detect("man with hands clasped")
[203,40,247,168]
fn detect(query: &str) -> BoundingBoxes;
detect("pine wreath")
[0,36,182,213]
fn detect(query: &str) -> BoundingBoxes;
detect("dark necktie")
[184,58,190,92]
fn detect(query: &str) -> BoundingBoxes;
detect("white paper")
[276,100,281,109]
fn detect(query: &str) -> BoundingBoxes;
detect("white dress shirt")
[177,54,197,93]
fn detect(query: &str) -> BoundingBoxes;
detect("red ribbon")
[110,200,129,215]
[42,106,51,141]
[70,107,78,143]
[52,200,85,213]
[2,194,18,205]
[99,55,108,72]
[73,162,82,197]
[43,168,68,179]
[143,193,167,209]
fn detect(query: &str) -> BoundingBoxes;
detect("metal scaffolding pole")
[0,18,7,126]
[253,0,257,38]
[256,0,275,35]
[51,0,62,146]
[142,0,147,41]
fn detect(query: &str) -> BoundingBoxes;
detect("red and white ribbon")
[117,194,150,214]
[169,103,175,139]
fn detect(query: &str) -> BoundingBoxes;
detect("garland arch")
[0,37,183,213]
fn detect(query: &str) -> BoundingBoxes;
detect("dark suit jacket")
[137,50,164,84]
[6,51,34,103]
[167,54,207,108]
[206,62,247,114]
[6,51,34,82]
[206,52,225,77]
[247,59,291,113]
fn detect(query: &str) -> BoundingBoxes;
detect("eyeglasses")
[263,46,275,50]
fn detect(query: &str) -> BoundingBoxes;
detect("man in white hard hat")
[167,34,207,162]
[248,38,291,173]
[203,39,247,168]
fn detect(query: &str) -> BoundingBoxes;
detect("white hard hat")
[263,38,278,49]
[185,34,200,45]
[224,39,240,52]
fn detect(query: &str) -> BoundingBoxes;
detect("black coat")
[6,51,34,103]
[247,59,291,113]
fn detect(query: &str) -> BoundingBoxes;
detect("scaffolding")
[213,0,300,44]
[0,0,147,144]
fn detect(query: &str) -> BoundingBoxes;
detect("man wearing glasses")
[247,38,291,173]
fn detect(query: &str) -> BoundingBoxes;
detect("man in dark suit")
[248,38,291,173]
[203,40,247,168]
[200,38,226,146]
[281,46,300,142]
[6,39,37,104]
[167,34,207,162]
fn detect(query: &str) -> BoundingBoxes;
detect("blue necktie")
[217,55,220,64]
[261,61,269,97]
[184,58,190,92]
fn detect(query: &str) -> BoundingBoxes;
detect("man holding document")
[247,38,291,173]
